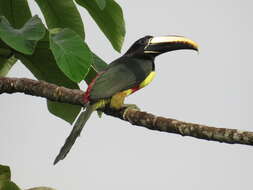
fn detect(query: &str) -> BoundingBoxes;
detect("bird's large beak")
[144,35,199,54]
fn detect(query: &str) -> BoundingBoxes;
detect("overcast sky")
[1,0,253,189]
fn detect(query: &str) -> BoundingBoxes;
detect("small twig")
[1,76,253,146]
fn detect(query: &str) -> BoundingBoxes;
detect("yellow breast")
[110,71,156,109]
[139,71,156,89]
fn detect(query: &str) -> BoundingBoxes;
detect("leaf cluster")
[0,0,125,123]
[0,164,55,190]
[0,164,20,190]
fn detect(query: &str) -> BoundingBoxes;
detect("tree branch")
[1,76,253,146]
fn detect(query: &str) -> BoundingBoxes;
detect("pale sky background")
[1,0,253,189]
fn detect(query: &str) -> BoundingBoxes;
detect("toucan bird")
[54,35,198,164]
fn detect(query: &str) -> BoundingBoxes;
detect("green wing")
[90,57,153,100]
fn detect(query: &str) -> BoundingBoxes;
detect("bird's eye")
[140,36,153,45]
[140,40,145,45]
[139,38,148,45]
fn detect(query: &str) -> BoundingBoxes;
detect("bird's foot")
[122,104,140,120]
[121,104,140,110]
[97,110,103,118]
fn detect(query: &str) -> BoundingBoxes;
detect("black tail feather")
[54,104,94,165]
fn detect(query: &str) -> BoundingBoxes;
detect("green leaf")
[47,101,81,124]
[16,40,81,124]
[35,0,85,39]
[26,187,56,190]
[49,28,92,83]
[76,0,125,52]
[0,40,16,76]
[0,165,10,181]
[0,15,46,55]
[0,0,32,76]
[1,181,21,190]
[0,47,12,57]
[0,56,17,76]
[95,0,106,10]
[0,0,32,28]
[91,53,107,72]
[85,52,107,84]
[0,40,13,57]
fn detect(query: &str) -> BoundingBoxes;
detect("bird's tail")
[54,103,94,165]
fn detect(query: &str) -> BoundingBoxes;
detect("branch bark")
[1,76,253,146]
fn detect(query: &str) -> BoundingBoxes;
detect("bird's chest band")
[123,71,156,96]
[110,71,156,109]
[83,72,105,103]
[139,71,156,89]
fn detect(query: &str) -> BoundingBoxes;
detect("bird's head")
[124,35,198,59]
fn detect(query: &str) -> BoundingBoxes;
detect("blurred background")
[1,0,253,189]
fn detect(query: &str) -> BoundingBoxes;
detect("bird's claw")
[97,110,103,118]
[122,104,140,111]
[122,104,140,120]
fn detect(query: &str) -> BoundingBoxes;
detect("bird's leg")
[120,104,140,110]
[110,92,126,110]
[97,110,103,118]
[110,91,140,111]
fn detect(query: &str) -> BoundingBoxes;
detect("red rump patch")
[83,72,105,103]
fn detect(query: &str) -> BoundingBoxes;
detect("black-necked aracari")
[54,35,198,164]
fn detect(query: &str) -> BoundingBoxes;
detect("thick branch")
[0,77,84,105]
[1,76,253,146]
